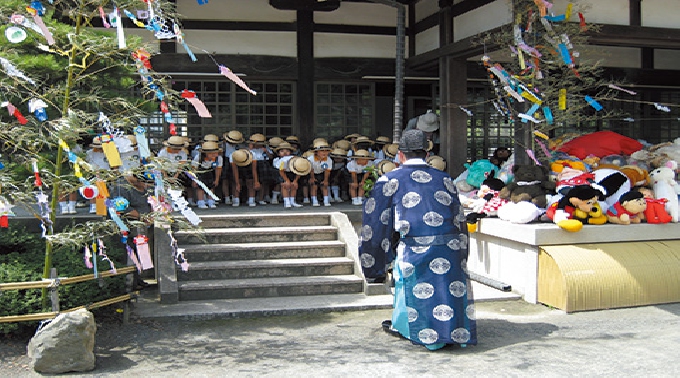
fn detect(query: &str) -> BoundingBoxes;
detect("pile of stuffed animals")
[458,131,680,233]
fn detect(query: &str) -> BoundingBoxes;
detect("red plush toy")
[638,188,672,224]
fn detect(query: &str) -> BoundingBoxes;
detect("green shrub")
[0,225,128,335]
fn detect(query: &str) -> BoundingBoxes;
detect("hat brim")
[223,133,245,144]
[199,148,223,153]
[416,117,439,132]
[164,141,188,148]
[89,143,102,148]
[349,155,375,160]
[313,146,332,151]
[274,147,295,153]
[289,157,312,176]
[233,151,253,166]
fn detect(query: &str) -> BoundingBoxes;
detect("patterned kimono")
[359,159,477,349]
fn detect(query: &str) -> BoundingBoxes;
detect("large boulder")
[27,308,96,374]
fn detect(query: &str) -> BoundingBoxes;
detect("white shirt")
[192,154,224,170]
[346,159,372,174]
[157,148,188,171]
[308,155,332,174]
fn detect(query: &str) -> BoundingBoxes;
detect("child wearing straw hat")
[248,133,268,206]
[157,135,190,200]
[229,148,253,207]
[191,141,223,209]
[347,149,375,205]
[308,139,333,207]
[221,130,244,205]
[329,147,349,203]
[273,142,303,208]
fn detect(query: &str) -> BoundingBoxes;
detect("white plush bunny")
[649,160,679,222]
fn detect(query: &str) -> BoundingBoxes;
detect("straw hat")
[274,141,295,153]
[249,133,267,144]
[332,139,351,151]
[330,148,348,158]
[302,150,314,159]
[231,149,253,166]
[426,139,434,152]
[352,136,374,145]
[199,141,223,153]
[203,134,220,143]
[376,160,397,175]
[89,136,103,148]
[312,137,328,146]
[312,139,332,151]
[374,136,391,145]
[223,130,244,144]
[383,143,399,158]
[350,149,375,160]
[289,156,312,176]
[181,136,192,145]
[344,133,360,141]
[269,137,284,148]
[163,135,188,148]
[126,135,137,147]
[285,135,301,146]
[416,112,440,132]
[427,155,446,171]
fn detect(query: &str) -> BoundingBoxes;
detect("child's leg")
[196,188,208,208]
[310,178,319,206]
[246,178,256,206]
[272,183,281,204]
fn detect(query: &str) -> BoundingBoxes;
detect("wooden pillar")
[440,57,468,178]
[297,10,315,146]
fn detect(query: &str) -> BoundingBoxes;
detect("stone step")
[178,275,364,301]
[197,213,331,228]
[178,257,355,280]
[183,240,347,261]
[175,226,337,244]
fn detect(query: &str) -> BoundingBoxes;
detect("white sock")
[283,198,291,206]
[272,191,280,201]
[324,196,331,204]
[331,186,339,198]
[312,197,319,205]
[59,201,68,212]
[248,197,255,204]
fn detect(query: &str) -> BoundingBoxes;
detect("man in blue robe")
[359,129,476,350]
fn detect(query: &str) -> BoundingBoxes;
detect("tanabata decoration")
[109,7,126,48]
[0,57,36,85]
[95,179,110,216]
[654,103,671,113]
[167,229,190,272]
[28,98,48,121]
[167,188,201,226]
[79,185,98,200]
[134,125,151,159]
[5,26,27,43]
[26,1,55,45]
[181,89,212,117]
[1,101,28,124]
[126,244,142,272]
[174,23,197,62]
[185,171,219,201]
[134,235,154,270]
[98,238,117,274]
[100,133,123,168]
[584,95,603,111]
[0,196,15,228]
[608,84,636,95]
[99,6,111,28]
[219,65,257,95]
[459,106,473,117]
[10,13,43,37]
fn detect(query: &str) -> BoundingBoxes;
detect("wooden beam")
[589,25,680,50]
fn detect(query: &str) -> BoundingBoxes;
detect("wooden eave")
[407,24,680,71]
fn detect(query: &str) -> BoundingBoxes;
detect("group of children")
[176,131,409,209]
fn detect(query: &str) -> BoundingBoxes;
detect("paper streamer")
[95,180,110,216]
[100,134,123,167]
[219,65,257,95]
[134,126,151,159]
[654,103,671,112]
[26,6,55,45]
[535,137,552,159]
[1,102,28,124]
[578,13,587,31]
[181,90,212,117]
[584,95,603,111]
[565,3,573,21]
[544,14,565,22]
[0,57,36,85]
[84,245,94,269]
[558,44,573,66]
[185,171,219,201]
[134,235,154,270]
[167,189,202,225]
[608,84,637,95]
[107,205,129,232]
[542,106,554,124]
[168,230,190,272]
[504,86,524,102]
[99,6,111,28]
[126,245,142,273]
[559,89,567,110]
[111,8,126,49]
[521,103,541,123]
[458,106,473,117]
[98,239,117,274]
[526,149,541,165]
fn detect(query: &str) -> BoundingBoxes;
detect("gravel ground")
[3,300,680,377]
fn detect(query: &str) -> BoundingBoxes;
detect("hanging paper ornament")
[100,134,123,168]
[32,160,42,186]
[608,84,637,95]
[5,26,27,43]
[79,185,99,200]
[112,196,130,212]
[26,2,55,45]
[134,235,154,270]
[0,154,4,170]
[0,196,15,228]
[0,57,36,85]
[28,98,48,121]
[219,65,257,95]
[1,101,28,124]
[654,103,671,112]
[181,89,212,117]
[584,95,603,111]
[558,89,567,110]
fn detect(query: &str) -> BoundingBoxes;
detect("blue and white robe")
[359,159,477,349]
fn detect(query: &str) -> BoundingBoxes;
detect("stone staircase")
[154,212,369,304]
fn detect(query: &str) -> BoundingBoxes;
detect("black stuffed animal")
[499,164,556,208]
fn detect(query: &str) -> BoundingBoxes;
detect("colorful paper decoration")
[134,235,154,270]
[0,57,36,85]
[26,2,55,45]
[608,84,637,95]
[100,134,123,168]
[5,26,27,43]
[167,188,202,226]
[79,185,99,200]
[185,171,219,201]
[584,95,603,111]
[1,102,28,124]
[28,98,48,121]
[558,89,567,110]
[654,103,671,112]
[181,89,212,117]
[219,65,257,95]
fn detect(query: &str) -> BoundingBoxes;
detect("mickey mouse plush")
[546,184,608,232]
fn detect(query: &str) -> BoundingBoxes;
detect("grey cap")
[399,129,429,152]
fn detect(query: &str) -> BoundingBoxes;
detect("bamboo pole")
[0,293,138,324]
[0,266,136,291]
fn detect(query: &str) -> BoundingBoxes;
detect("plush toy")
[649,160,679,222]
[490,147,512,167]
[619,165,650,187]
[592,168,631,210]
[637,187,672,224]
[555,167,594,195]
[546,185,608,232]
[466,177,508,232]
[606,191,646,225]
[497,201,543,224]
[463,159,498,189]
[550,159,587,174]
[499,164,555,208]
